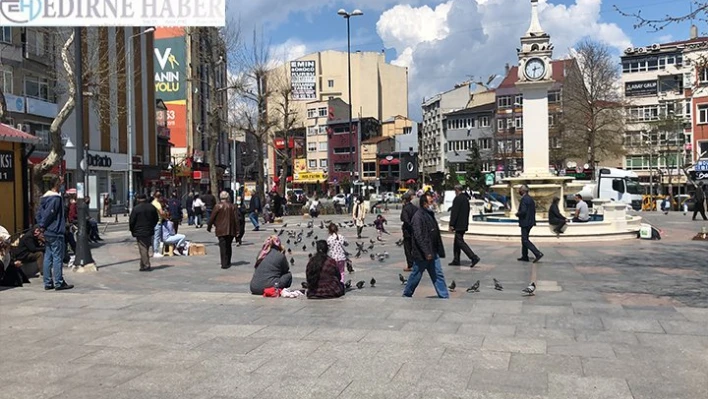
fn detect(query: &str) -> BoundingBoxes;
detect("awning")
[0,123,40,144]
[380,159,390,165]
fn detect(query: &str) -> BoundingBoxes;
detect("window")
[328,79,334,88]
[550,137,561,148]
[622,54,683,73]
[507,118,514,128]
[320,159,327,167]
[700,68,708,83]
[0,27,10,43]
[334,162,349,171]
[698,104,708,124]
[307,142,317,152]
[497,118,505,131]
[307,126,318,135]
[514,95,523,106]
[548,90,561,103]
[479,116,490,127]
[478,138,492,150]
[626,105,660,122]
[403,126,412,135]
[1,69,11,94]
[307,109,317,118]
[318,142,327,151]
[548,114,556,127]
[24,76,49,100]
[308,160,317,168]
[318,107,327,117]
[363,162,377,178]
[333,147,355,154]
[497,96,512,108]
[26,29,47,57]
[515,139,522,151]
[515,117,523,129]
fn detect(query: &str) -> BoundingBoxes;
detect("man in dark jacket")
[448,184,481,267]
[36,176,73,290]
[202,191,217,221]
[235,195,247,246]
[400,191,417,272]
[13,226,45,275]
[129,193,160,271]
[249,190,262,231]
[207,191,241,269]
[515,185,543,263]
[403,193,449,299]
[167,191,183,233]
[692,182,707,221]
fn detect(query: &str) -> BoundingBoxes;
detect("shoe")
[55,282,74,291]
[517,257,530,262]
[44,285,55,290]
[533,253,544,263]
[221,264,231,269]
[470,256,481,268]
[96,237,104,241]
[153,253,164,258]
[139,266,152,272]
[448,261,461,266]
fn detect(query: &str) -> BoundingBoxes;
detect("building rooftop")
[362,136,393,145]
[497,59,575,89]
[445,103,496,117]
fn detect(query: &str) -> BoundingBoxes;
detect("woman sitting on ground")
[249,236,292,295]
[306,240,345,299]
[160,219,188,255]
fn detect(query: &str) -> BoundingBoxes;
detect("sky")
[230,0,697,120]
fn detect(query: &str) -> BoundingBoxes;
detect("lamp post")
[338,8,363,195]
[126,27,155,213]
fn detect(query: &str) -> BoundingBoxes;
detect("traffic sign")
[485,173,494,186]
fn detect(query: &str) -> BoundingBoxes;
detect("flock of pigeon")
[276,219,537,297]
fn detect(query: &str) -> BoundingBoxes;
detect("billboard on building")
[155,28,187,148]
[290,60,317,100]
[625,80,658,97]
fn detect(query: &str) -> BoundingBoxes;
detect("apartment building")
[421,83,470,181]
[620,32,704,191]
[303,98,349,177]
[442,103,496,180]
[326,117,381,190]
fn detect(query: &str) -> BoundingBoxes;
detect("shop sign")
[0,151,14,182]
[625,80,657,97]
[695,160,708,172]
[290,60,316,101]
[294,171,326,182]
[691,171,708,180]
[87,154,112,168]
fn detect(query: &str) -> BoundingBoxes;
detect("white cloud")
[268,39,309,68]
[375,0,632,118]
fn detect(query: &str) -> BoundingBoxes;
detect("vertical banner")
[290,60,317,100]
[154,28,187,148]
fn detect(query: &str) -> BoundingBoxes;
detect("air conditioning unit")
[16,124,29,132]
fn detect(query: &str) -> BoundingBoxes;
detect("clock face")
[524,58,546,80]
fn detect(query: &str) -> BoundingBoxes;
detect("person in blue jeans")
[249,191,262,231]
[36,176,73,291]
[403,192,449,299]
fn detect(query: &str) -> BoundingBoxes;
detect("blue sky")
[232,0,696,119]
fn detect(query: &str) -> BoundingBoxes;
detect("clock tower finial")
[526,0,545,36]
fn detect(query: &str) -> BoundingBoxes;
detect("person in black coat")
[692,182,707,221]
[400,191,417,272]
[129,194,160,271]
[448,184,481,267]
[402,193,449,299]
[548,197,568,235]
[515,185,543,263]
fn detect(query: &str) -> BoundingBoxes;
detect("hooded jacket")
[36,190,65,237]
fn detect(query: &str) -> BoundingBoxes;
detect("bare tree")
[558,40,626,167]
[615,2,708,32]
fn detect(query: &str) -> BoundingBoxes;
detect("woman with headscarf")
[249,236,292,295]
[306,240,345,299]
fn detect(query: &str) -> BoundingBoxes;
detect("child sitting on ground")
[373,214,389,238]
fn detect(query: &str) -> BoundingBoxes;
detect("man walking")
[202,191,216,221]
[129,194,159,271]
[449,184,481,267]
[403,193,449,299]
[516,185,543,263]
[36,176,73,290]
[400,191,416,272]
[692,182,707,221]
[249,190,262,231]
[208,191,240,269]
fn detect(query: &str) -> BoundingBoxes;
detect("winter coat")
[129,201,160,238]
[410,207,445,262]
[167,197,183,221]
[548,202,566,226]
[36,190,65,237]
[400,202,417,237]
[449,192,471,232]
[207,201,240,237]
[516,194,537,228]
[250,249,290,294]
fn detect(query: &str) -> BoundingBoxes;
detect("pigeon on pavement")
[493,278,503,291]
[395,239,404,247]
[448,280,456,292]
[399,273,407,284]
[370,277,376,287]
[522,282,536,296]
[346,262,355,273]
[356,280,365,289]
[466,280,480,293]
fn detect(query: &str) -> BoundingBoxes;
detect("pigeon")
[319,221,325,229]
[301,281,308,289]
[466,280,480,293]
[395,239,404,247]
[324,220,332,225]
[311,241,316,248]
[290,257,295,265]
[370,239,375,244]
[287,248,292,254]
[367,244,375,251]
[383,251,389,258]
[345,280,352,289]
[314,236,318,241]
[493,278,503,291]
[308,253,313,258]
[356,280,365,289]
[282,223,288,228]
[377,236,384,242]
[346,262,355,273]
[448,280,456,292]
[522,282,536,296]
[307,230,314,238]
[273,228,278,233]
[370,277,376,287]
[399,273,407,284]
[370,253,376,260]
[278,229,285,236]
[302,245,307,252]
[286,239,291,245]
[307,221,313,229]
[355,250,362,259]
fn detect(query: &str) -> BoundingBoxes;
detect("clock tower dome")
[517,0,553,82]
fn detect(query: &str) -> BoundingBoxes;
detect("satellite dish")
[584,163,590,169]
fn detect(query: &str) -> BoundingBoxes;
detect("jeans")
[403,256,449,298]
[249,212,260,230]
[520,226,541,259]
[136,236,151,269]
[43,234,66,287]
[218,235,234,268]
[163,234,186,249]
[153,223,162,252]
[453,231,477,262]
[194,213,203,227]
[205,208,212,222]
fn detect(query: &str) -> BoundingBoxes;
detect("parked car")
[287,189,306,203]
[332,193,346,206]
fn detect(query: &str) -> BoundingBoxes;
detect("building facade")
[443,103,496,181]
[326,117,381,191]
[421,83,470,180]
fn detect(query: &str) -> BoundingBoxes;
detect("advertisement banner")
[290,60,317,100]
[625,80,658,97]
[155,28,187,148]
[294,158,307,173]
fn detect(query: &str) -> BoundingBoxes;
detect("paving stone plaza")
[1,211,707,399]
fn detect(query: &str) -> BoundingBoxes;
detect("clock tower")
[516,0,555,177]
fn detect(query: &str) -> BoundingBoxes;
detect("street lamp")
[337,8,363,195]
[127,27,155,213]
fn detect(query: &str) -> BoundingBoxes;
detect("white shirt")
[576,200,590,221]
[193,198,205,210]
[327,233,347,261]
[309,200,320,211]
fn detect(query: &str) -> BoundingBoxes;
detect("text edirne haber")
[39,0,224,19]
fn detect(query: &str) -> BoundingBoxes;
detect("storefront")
[293,171,327,195]
[64,149,129,214]
[0,124,39,234]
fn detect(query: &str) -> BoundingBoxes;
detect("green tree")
[465,141,484,191]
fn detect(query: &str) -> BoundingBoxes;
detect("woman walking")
[192,194,205,228]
